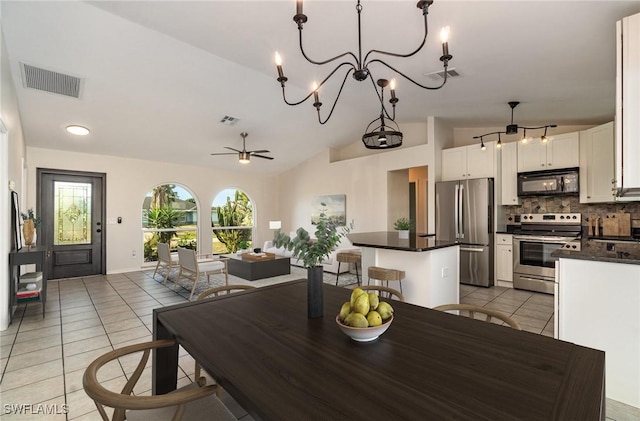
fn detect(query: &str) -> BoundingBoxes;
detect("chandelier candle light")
[275,0,454,149]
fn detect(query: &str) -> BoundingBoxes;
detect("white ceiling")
[3,1,640,174]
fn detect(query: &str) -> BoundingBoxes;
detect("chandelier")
[274,0,454,149]
[474,102,557,150]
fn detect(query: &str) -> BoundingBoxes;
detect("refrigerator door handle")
[454,183,460,239]
[459,183,464,238]
[460,246,485,252]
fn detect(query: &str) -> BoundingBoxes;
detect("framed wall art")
[311,194,346,226]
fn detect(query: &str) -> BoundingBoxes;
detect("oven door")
[513,236,572,279]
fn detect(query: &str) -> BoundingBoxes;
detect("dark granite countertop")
[347,232,458,252]
[552,237,640,265]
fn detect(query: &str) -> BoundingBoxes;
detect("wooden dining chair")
[153,242,178,284]
[359,285,404,302]
[192,285,257,385]
[432,304,522,330]
[82,339,237,421]
[176,248,228,300]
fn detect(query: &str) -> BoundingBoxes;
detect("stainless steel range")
[512,213,582,294]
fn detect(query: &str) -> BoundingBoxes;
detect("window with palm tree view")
[212,189,253,254]
[142,184,197,262]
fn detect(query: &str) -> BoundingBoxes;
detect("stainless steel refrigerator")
[435,178,494,287]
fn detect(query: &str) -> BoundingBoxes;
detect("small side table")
[9,247,48,319]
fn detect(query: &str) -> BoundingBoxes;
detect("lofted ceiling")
[2,0,640,174]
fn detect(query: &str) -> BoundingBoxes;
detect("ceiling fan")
[210,132,273,164]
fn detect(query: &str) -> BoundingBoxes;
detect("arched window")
[142,184,197,262]
[211,189,253,254]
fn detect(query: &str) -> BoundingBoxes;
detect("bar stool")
[368,266,405,295]
[335,251,361,286]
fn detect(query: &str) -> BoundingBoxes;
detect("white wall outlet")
[8,180,15,190]
[441,267,449,278]
[132,250,136,257]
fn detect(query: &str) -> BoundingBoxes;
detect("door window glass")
[54,181,91,245]
[212,189,253,254]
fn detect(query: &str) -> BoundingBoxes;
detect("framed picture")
[11,190,23,251]
[311,194,346,226]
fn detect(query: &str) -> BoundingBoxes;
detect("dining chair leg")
[174,268,183,291]
[153,261,160,279]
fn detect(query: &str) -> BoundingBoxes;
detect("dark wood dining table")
[153,280,605,421]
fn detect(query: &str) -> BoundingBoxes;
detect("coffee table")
[224,253,290,281]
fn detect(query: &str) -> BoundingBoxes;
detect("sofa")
[262,234,360,274]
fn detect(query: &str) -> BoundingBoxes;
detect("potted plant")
[273,204,352,318]
[237,240,250,255]
[394,217,412,239]
[21,208,42,248]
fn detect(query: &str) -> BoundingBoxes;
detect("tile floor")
[0,271,637,420]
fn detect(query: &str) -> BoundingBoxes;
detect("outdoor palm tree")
[150,184,178,209]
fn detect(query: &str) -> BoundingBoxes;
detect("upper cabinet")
[517,132,579,173]
[580,122,615,203]
[615,12,640,195]
[500,142,519,205]
[442,142,496,181]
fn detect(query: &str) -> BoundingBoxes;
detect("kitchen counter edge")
[348,232,458,252]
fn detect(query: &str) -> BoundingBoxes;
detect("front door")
[37,169,106,279]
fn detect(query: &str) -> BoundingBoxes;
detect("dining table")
[152,279,605,420]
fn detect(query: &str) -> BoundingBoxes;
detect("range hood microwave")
[517,168,579,197]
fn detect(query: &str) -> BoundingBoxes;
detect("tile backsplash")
[504,196,640,228]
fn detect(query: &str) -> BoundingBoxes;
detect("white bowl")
[335,314,393,342]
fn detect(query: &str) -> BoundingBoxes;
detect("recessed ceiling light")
[66,125,90,136]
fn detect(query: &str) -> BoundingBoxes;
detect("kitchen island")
[347,232,459,308]
[553,247,640,409]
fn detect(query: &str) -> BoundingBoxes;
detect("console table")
[9,247,48,319]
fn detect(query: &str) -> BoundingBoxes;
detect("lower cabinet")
[495,234,513,286]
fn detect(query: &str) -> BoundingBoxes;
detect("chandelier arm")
[368,59,449,90]
[298,27,359,66]
[281,62,355,107]
[363,12,428,64]
[317,68,355,125]
[519,125,558,130]
[473,131,506,140]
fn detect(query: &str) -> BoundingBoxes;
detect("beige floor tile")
[64,335,111,357]
[60,304,95,317]
[491,295,527,307]
[65,360,125,394]
[11,334,61,354]
[64,346,113,374]
[5,345,62,373]
[1,343,13,359]
[63,326,107,344]
[127,299,161,311]
[0,375,65,409]
[14,325,61,343]
[95,304,133,318]
[99,310,138,325]
[511,314,548,330]
[1,359,63,391]
[62,317,103,334]
[484,301,520,315]
[18,315,62,332]
[61,310,99,324]
[102,318,145,335]
[0,323,20,337]
[107,326,151,346]
[459,296,493,307]
[0,357,7,374]
[1,396,68,420]
[514,307,553,322]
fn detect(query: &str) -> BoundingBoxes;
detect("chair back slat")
[157,242,171,263]
[177,247,198,273]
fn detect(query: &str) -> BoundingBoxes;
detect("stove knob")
[572,245,577,249]
[572,216,577,219]
[523,216,528,220]
[560,215,565,219]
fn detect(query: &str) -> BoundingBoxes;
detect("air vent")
[20,63,83,98]
[424,68,460,80]
[220,116,239,125]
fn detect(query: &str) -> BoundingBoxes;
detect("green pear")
[366,310,382,327]
[353,293,370,315]
[350,287,365,307]
[347,312,368,328]
[338,301,352,322]
[377,301,394,320]
[368,292,379,310]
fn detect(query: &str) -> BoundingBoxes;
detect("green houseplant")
[394,217,412,239]
[273,204,352,318]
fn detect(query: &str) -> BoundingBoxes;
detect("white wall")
[1,10,28,330]
[25,147,280,274]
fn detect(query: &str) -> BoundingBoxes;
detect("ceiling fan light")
[239,151,251,164]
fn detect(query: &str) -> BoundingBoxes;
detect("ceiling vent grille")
[220,116,239,125]
[424,68,460,80]
[20,63,82,98]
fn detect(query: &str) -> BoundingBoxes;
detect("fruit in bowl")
[336,288,394,342]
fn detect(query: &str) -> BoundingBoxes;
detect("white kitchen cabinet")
[616,12,640,195]
[580,122,615,203]
[500,142,519,205]
[556,258,640,408]
[517,132,579,172]
[441,142,495,181]
[495,234,513,286]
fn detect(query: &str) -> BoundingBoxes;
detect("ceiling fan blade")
[224,146,242,153]
[253,154,274,160]
[210,152,237,156]
[249,150,270,154]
